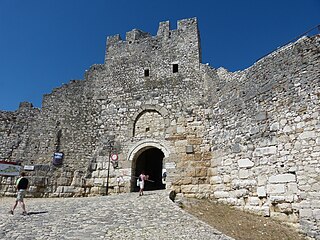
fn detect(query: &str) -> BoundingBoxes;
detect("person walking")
[9,172,29,215]
[138,172,148,196]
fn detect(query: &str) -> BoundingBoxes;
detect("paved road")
[0,190,233,240]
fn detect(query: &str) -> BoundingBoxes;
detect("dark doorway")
[132,147,165,192]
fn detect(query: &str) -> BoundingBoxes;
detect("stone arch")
[127,139,170,161]
[128,105,170,137]
[127,139,170,191]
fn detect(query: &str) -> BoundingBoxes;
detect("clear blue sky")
[0,0,319,111]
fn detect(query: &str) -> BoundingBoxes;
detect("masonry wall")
[83,17,208,194]
[173,35,320,238]
[0,18,319,238]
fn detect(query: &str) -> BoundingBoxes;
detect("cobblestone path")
[0,190,233,240]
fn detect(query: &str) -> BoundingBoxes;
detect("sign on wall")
[0,161,21,176]
[24,165,35,171]
[53,152,64,166]
[111,153,119,168]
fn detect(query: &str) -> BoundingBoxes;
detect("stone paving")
[0,190,233,240]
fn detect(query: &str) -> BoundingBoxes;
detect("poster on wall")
[0,161,21,176]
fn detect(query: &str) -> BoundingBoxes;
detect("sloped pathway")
[0,190,233,240]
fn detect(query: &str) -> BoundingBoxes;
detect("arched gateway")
[127,140,169,192]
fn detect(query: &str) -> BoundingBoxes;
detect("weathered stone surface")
[253,146,277,156]
[267,184,286,194]
[269,174,296,183]
[257,186,267,197]
[237,158,254,168]
[300,209,313,218]
[0,18,319,238]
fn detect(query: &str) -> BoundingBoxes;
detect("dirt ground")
[180,197,308,240]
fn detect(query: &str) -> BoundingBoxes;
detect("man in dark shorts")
[9,172,29,215]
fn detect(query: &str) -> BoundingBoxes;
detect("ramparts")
[0,18,319,238]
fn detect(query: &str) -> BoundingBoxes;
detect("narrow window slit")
[173,64,178,73]
[144,69,150,77]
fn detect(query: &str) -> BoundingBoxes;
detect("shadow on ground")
[27,211,48,215]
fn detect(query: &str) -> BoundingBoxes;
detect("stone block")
[195,168,207,177]
[247,197,260,206]
[239,169,251,179]
[250,126,259,135]
[99,170,108,178]
[277,203,293,214]
[181,184,199,193]
[258,175,267,186]
[299,131,316,139]
[287,183,298,193]
[255,111,267,121]
[198,184,212,192]
[33,177,46,187]
[176,177,192,185]
[64,186,76,193]
[299,200,311,208]
[176,146,186,154]
[223,175,231,183]
[207,167,218,176]
[284,194,295,203]
[300,208,313,218]
[97,162,104,170]
[232,179,257,189]
[211,158,222,167]
[270,195,285,203]
[94,178,104,186]
[177,126,185,133]
[270,212,298,223]
[90,186,103,195]
[267,184,286,194]
[231,143,241,153]
[224,198,239,205]
[57,177,70,186]
[232,189,248,198]
[311,200,320,208]
[223,158,233,166]
[283,125,292,133]
[28,186,38,193]
[209,176,222,184]
[237,158,254,168]
[253,146,277,156]
[312,209,320,220]
[269,173,296,183]
[188,138,202,145]
[257,186,267,197]
[185,169,196,177]
[55,186,64,193]
[175,139,188,147]
[91,170,99,178]
[202,152,212,161]
[270,122,280,131]
[260,206,271,217]
[214,191,230,198]
[71,176,83,187]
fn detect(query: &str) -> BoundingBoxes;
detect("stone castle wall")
[0,18,319,238]
[192,36,319,238]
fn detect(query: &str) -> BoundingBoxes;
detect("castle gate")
[131,147,165,192]
[128,140,169,192]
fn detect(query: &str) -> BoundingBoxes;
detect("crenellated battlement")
[107,17,198,46]
[126,29,151,42]
[105,17,200,63]
[2,19,318,239]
